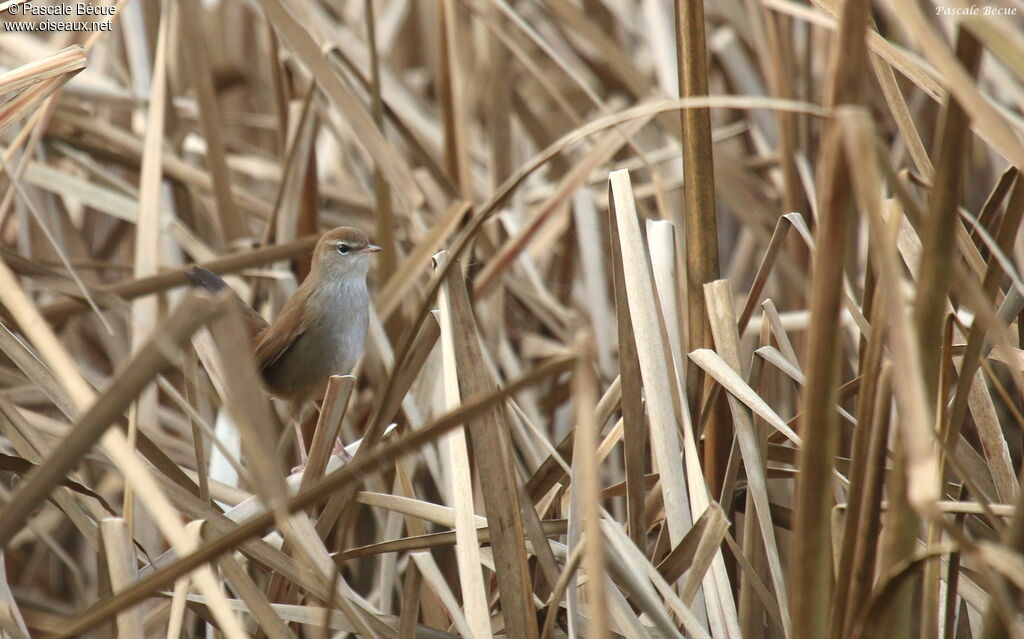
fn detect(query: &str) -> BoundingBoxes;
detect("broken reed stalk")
[442,257,538,639]
[607,184,647,550]
[435,252,492,639]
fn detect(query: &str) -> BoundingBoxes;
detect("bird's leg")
[290,405,310,475]
[290,417,309,474]
[292,417,308,461]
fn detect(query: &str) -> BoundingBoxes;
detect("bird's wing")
[185,266,270,340]
[253,289,311,373]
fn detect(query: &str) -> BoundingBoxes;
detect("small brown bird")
[186,227,381,470]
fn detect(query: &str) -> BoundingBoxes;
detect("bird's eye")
[337,244,351,255]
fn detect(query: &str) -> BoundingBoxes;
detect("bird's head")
[314,226,381,279]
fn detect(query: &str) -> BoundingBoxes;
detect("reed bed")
[0,0,1022,637]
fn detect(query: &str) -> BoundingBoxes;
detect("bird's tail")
[184,266,270,340]
[185,266,229,293]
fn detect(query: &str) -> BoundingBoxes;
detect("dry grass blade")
[0,152,113,335]
[0,47,85,138]
[125,0,172,542]
[840,110,938,511]
[608,193,647,551]
[336,520,568,561]
[688,350,800,446]
[914,27,981,405]
[165,521,202,639]
[377,201,468,319]
[887,0,1024,169]
[837,363,893,639]
[657,504,726,584]
[474,115,651,296]
[436,0,470,198]
[205,302,288,503]
[0,275,244,637]
[842,109,940,639]
[410,552,476,639]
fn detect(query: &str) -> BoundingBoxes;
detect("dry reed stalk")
[673,0,726,495]
[788,0,870,628]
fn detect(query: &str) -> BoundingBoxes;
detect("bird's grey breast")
[307,276,369,374]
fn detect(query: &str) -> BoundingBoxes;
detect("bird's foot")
[291,417,308,475]
[332,438,352,461]
[290,439,349,475]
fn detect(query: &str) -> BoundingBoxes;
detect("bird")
[185,226,381,472]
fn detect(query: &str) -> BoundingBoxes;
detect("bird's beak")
[364,244,382,253]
